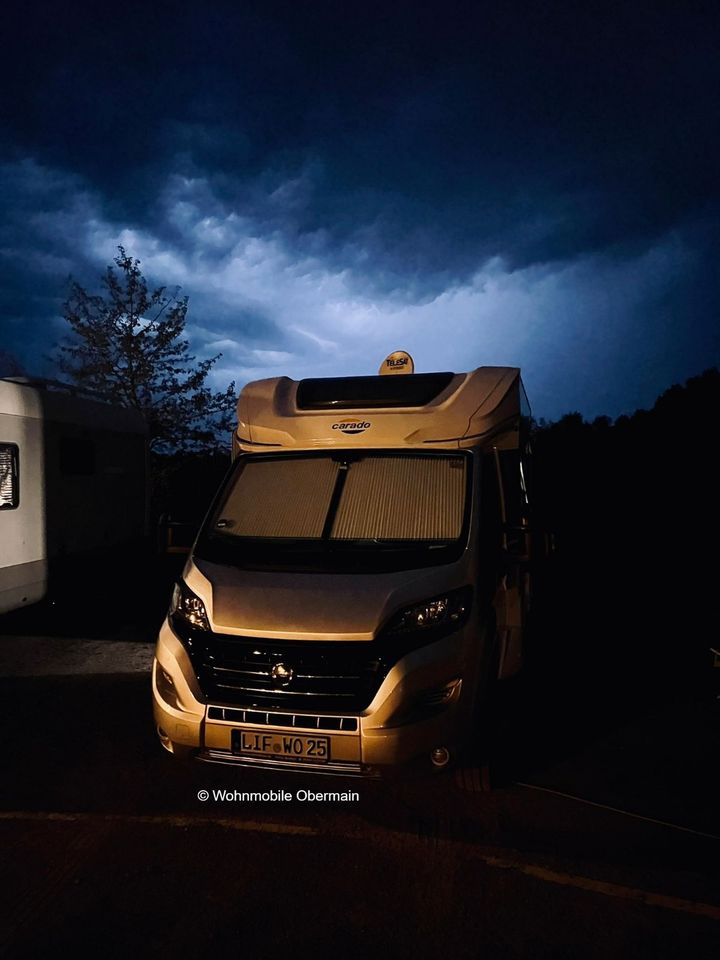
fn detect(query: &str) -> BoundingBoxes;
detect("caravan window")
[0,443,19,509]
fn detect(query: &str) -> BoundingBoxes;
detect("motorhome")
[152,354,532,776]
[0,378,147,614]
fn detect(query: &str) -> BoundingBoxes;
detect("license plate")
[232,728,330,763]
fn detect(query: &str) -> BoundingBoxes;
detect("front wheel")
[455,617,500,792]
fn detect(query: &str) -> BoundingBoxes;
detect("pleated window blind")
[217,455,466,541]
[0,444,19,510]
[331,456,465,540]
[218,458,339,538]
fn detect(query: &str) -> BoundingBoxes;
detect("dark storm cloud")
[0,159,288,374]
[5,1,718,270]
[0,161,91,373]
[1,0,719,415]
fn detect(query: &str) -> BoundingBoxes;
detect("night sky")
[1,0,718,420]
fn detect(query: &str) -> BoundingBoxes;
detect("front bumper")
[152,616,477,776]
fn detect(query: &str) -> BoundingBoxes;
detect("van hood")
[190,558,466,641]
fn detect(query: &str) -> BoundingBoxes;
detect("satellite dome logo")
[378,350,414,375]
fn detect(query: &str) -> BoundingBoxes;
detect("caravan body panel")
[0,379,147,614]
[0,384,46,612]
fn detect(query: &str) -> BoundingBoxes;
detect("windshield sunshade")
[218,458,339,538]
[331,456,465,540]
[213,454,466,542]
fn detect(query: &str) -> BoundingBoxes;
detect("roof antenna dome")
[378,351,414,376]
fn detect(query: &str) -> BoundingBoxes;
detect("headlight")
[170,581,210,632]
[384,586,472,637]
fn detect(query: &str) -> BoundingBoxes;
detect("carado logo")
[332,420,372,435]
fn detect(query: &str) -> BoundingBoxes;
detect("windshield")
[195,451,471,573]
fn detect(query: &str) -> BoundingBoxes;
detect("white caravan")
[153,356,532,776]
[0,378,147,614]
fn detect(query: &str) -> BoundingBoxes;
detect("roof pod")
[236,366,524,452]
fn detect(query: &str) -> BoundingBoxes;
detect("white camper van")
[0,378,147,614]
[152,356,532,776]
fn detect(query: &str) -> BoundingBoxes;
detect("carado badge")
[331,419,371,435]
[379,350,414,375]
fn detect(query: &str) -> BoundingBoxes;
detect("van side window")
[495,450,520,526]
[479,453,503,599]
[0,443,19,509]
[59,436,96,476]
[495,448,531,555]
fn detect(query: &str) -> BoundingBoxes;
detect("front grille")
[207,706,358,732]
[190,633,390,711]
[172,606,469,713]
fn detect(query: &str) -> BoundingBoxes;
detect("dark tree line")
[530,367,718,680]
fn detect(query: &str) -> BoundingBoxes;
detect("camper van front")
[152,448,497,774]
[152,362,527,775]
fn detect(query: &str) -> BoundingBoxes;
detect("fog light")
[430,746,451,768]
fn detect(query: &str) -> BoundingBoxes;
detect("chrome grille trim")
[213,683,357,698]
[210,666,362,682]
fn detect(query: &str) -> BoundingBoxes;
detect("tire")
[454,761,492,793]
[455,613,500,792]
